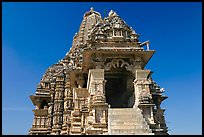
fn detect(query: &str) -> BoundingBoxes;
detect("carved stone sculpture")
[29,8,168,135]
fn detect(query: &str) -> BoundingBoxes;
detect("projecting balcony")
[140,40,150,51]
[31,114,48,129]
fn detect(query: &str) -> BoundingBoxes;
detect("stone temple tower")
[29,8,168,135]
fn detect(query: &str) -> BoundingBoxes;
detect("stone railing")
[32,115,47,128]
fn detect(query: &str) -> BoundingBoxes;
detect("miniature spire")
[108,10,114,17]
[90,7,94,12]
[84,7,101,18]
[108,10,118,17]
[108,10,113,16]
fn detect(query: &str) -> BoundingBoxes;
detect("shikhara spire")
[29,8,168,135]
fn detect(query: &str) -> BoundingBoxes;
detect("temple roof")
[37,8,147,90]
[70,8,140,52]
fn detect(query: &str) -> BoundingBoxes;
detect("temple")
[29,8,168,135]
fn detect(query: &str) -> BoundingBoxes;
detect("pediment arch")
[104,58,132,71]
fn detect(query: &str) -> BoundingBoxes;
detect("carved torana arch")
[104,59,132,71]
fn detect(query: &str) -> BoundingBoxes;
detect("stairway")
[108,108,154,135]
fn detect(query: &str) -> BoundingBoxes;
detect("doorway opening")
[105,67,135,108]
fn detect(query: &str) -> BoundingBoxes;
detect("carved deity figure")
[53,116,57,125]
[55,92,59,99]
[48,105,53,114]
[64,101,68,110]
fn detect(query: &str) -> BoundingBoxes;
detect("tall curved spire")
[72,7,102,48]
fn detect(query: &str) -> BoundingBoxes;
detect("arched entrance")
[105,67,135,108]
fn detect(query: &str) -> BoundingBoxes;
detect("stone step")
[109,108,140,111]
[109,109,141,112]
[109,115,144,119]
[108,108,153,135]
[109,121,146,125]
[110,121,148,126]
[111,128,152,132]
[109,113,142,117]
[109,113,142,115]
[109,111,143,115]
[110,132,154,135]
[110,120,146,124]
[110,129,152,134]
[110,124,150,129]
[109,115,145,120]
[108,108,142,112]
[110,125,150,129]
[109,108,138,110]
[109,119,147,124]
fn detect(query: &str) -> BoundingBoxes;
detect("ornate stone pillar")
[51,72,65,135]
[61,72,72,135]
[70,72,87,135]
[86,69,109,135]
[133,69,155,125]
[47,80,55,134]
[133,69,151,108]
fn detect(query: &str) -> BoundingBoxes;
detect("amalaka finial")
[108,10,114,16]
[90,7,94,12]
[108,10,118,17]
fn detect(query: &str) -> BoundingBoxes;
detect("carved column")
[133,69,155,124]
[51,72,65,135]
[133,69,151,107]
[86,69,109,135]
[47,80,55,134]
[70,73,86,135]
[152,82,168,134]
[61,72,72,135]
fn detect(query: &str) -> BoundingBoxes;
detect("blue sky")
[2,2,202,135]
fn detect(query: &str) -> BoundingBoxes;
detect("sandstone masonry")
[29,8,168,135]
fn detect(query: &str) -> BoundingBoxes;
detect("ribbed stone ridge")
[108,108,154,135]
